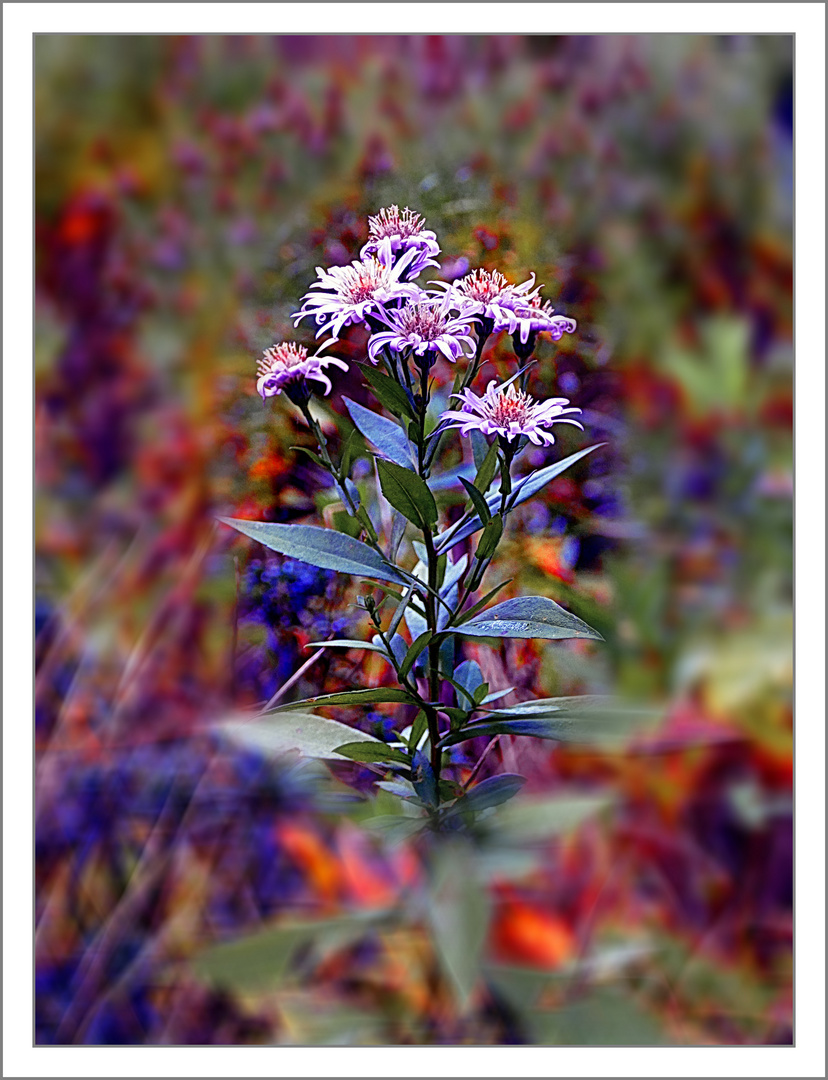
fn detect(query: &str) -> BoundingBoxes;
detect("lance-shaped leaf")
[473,438,500,495]
[343,397,415,469]
[451,595,603,641]
[478,694,619,719]
[304,638,389,654]
[482,793,612,844]
[434,444,603,554]
[459,476,492,525]
[473,513,503,562]
[332,742,411,766]
[398,630,433,681]
[410,749,439,808]
[427,842,492,1008]
[218,518,407,586]
[427,464,475,492]
[438,698,652,749]
[214,713,381,760]
[360,364,416,420]
[454,659,485,703]
[191,911,387,993]
[440,553,468,598]
[377,459,438,529]
[277,687,418,710]
[470,428,490,471]
[444,774,527,818]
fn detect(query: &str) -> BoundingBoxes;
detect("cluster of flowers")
[256,206,582,447]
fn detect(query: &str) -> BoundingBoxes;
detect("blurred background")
[35,34,793,1045]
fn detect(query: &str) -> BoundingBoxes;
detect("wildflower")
[440,380,583,446]
[293,243,423,339]
[435,268,540,326]
[498,294,577,346]
[256,341,347,400]
[367,295,477,365]
[360,205,441,279]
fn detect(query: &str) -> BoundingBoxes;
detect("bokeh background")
[35,34,793,1045]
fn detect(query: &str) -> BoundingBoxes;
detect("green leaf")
[445,774,527,817]
[410,749,439,808]
[361,364,416,419]
[473,682,491,705]
[305,638,388,654]
[278,687,417,710]
[408,709,428,750]
[452,595,603,641]
[343,396,415,469]
[434,444,603,554]
[470,428,490,471]
[526,986,671,1046]
[333,476,361,511]
[478,694,624,719]
[428,843,493,1008]
[376,459,438,529]
[191,912,385,993]
[473,438,500,495]
[480,686,515,705]
[214,713,382,761]
[459,476,492,524]
[375,777,420,801]
[218,518,406,586]
[456,579,513,624]
[363,815,425,845]
[291,445,327,469]
[453,660,484,708]
[354,505,380,543]
[474,512,503,562]
[339,427,359,477]
[454,659,484,695]
[440,706,471,728]
[437,700,648,748]
[440,554,468,598]
[398,630,433,681]
[439,672,476,713]
[332,741,411,766]
[485,793,611,843]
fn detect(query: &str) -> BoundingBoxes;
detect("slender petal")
[256,341,347,399]
[440,380,583,446]
[360,205,441,280]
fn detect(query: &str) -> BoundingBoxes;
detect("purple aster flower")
[440,380,583,446]
[293,242,423,339]
[367,295,477,365]
[359,205,441,280]
[497,294,578,346]
[433,268,541,326]
[256,341,347,400]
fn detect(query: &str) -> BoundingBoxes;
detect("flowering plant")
[221,207,611,826]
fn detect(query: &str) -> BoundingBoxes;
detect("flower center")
[338,258,387,303]
[258,343,309,374]
[484,385,534,427]
[368,205,426,240]
[457,268,511,303]
[397,304,448,340]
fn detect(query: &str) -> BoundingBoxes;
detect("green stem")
[422,527,443,790]
[424,328,492,471]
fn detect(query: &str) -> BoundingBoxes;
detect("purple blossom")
[440,380,583,446]
[293,240,423,339]
[433,268,540,326]
[367,295,477,365]
[498,295,578,345]
[256,341,347,399]
[359,205,441,280]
